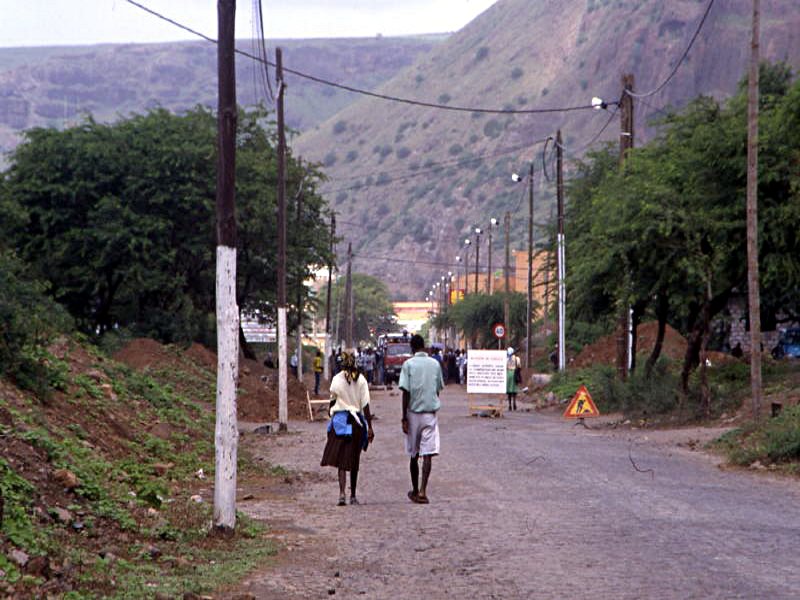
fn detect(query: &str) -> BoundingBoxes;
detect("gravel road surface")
[234,384,800,599]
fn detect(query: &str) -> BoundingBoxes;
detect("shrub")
[0,251,73,398]
[475,46,490,61]
[542,87,549,97]
[345,150,358,163]
[511,66,524,80]
[396,147,411,159]
[438,93,452,105]
[323,151,337,167]
[448,144,463,156]
[376,172,391,186]
[332,120,347,135]
[483,119,503,138]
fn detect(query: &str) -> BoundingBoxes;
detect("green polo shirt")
[399,351,443,413]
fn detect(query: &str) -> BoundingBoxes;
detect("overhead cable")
[624,0,716,99]
[124,0,597,116]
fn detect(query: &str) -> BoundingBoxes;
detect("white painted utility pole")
[213,0,239,531]
[276,47,288,431]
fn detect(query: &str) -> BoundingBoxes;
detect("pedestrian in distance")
[313,349,324,395]
[290,349,298,378]
[400,334,444,505]
[320,350,374,506]
[506,347,521,411]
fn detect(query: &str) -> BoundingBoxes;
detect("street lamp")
[473,227,483,294]
[463,239,471,297]
[511,163,535,368]
[487,217,498,294]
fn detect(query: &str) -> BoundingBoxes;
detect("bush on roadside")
[0,251,73,398]
[715,404,800,468]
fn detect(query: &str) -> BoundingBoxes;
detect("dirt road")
[234,385,800,599]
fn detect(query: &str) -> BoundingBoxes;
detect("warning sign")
[563,385,600,419]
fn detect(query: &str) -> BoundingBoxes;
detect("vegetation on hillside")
[2,106,333,350]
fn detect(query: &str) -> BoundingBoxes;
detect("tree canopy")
[327,273,397,346]
[2,106,332,344]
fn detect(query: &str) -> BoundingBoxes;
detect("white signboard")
[466,349,507,394]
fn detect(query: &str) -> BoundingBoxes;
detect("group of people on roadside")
[320,334,443,506]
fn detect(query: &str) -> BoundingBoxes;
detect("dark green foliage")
[475,46,490,61]
[0,251,73,397]
[332,120,347,135]
[443,292,529,349]
[323,151,337,166]
[2,107,332,345]
[437,93,452,105]
[327,273,397,344]
[483,119,503,138]
[511,66,524,80]
[396,146,411,159]
[448,144,463,156]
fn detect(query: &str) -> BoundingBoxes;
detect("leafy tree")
[2,107,332,346]
[444,292,529,349]
[565,62,800,401]
[327,273,397,346]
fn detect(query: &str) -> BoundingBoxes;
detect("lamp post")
[487,217,498,294]
[463,239,471,297]
[512,164,534,368]
[473,227,483,294]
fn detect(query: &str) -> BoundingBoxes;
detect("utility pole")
[526,162,534,369]
[504,211,511,349]
[746,0,762,420]
[295,189,304,382]
[556,130,566,372]
[474,229,481,294]
[616,73,635,381]
[486,224,493,294]
[213,0,239,532]
[276,47,288,432]
[345,242,353,349]
[324,214,335,381]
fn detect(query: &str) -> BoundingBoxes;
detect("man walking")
[399,334,443,504]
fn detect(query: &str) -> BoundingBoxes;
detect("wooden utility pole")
[474,230,481,294]
[746,0,763,420]
[526,162,534,368]
[324,214,336,381]
[213,0,239,532]
[556,130,566,372]
[616,73,635,380]
[345,242,353,348]
[295,189,304,381]
[276,47,288,432]
[486,225,493,294]
[504,211,511,349]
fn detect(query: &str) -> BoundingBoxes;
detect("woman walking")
[321,350,374,505]
[506,347,521,411]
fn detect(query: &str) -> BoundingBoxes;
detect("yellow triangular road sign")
[563,385,600,418]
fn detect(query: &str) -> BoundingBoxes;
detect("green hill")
[0,35,443,158]
[294,0,800,298]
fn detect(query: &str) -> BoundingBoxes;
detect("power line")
[624,0,716,99]
[124,0,597,116]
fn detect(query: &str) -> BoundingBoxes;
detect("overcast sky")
[0,0,498,47]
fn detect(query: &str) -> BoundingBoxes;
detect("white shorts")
[405,411,440,457]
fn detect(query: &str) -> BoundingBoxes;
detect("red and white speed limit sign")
[493,323,506,339]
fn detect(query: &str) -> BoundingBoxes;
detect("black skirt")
[320,413,364,472]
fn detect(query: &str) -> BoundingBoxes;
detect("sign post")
[466,349,507,416]
[492,322,506,349]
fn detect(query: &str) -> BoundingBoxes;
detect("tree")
[446,292,529,349]
[327,273,396,346]
[2,106,333,345]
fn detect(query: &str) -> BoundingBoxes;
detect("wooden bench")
[468,395,504,418]
[307,391,329,422]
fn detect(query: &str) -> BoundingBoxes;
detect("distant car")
[772,328,800,359]
[378,332,413,384]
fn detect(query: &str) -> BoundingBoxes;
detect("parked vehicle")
[378,332,413,384]
[772,328,800,359]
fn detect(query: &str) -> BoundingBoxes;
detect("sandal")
[407,490,419,503]
[337,495,347,506]
[415,494,430,504]
[350,496,359,505]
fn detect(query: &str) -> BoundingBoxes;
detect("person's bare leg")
[409,455,419,499]
[350,468,359,504]
[337,469,347,505]
[419,455,432,500]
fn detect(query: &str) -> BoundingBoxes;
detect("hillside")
[295,0,800,298]
[0,35,443,157]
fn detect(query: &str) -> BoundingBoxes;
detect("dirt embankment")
[572,321,737,369]
[113,339,310,421]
